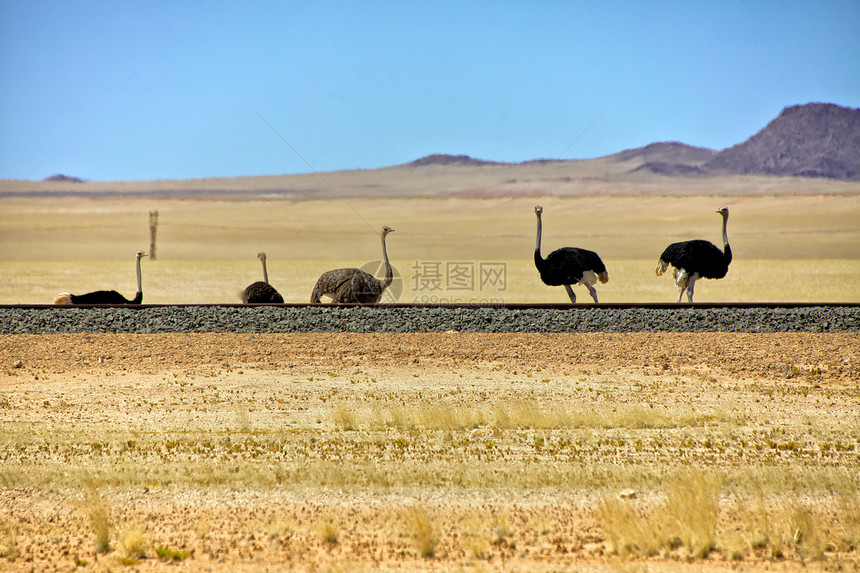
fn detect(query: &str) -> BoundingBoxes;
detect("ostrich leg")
[674,269,689,303]
[563,284,576,303]
[685,274,698,303]
[586,284,599,304]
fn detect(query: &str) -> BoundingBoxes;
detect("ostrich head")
[136,251,149,260]
[534,206,543,216]
[257,252,266,261]
[382,226,395,236]
[53,293,73,305]
[715,207,729,219]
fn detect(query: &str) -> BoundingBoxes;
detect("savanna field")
[1,168,859,571]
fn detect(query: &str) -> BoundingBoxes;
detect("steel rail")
[3,302,858,310]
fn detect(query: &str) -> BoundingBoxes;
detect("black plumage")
[53,250,148,305]
[64,289,143,305]
[242,252,283,303]
[533,206,608,303]
[656,207,731,303]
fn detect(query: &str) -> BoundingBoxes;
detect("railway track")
[2,302,858,333]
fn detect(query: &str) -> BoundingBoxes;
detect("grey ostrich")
[310,226,395,304]
[655,207,732,303]
[533,206,608,303]
[242,252,284,303]
[54,250,148,304]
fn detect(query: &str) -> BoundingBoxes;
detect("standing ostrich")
[54,250,148,304]
[655,207,731,303]
[534,206,608,303]
[310,226,395,304]
[242,252,284,303]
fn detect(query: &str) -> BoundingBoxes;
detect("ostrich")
[310,226,395,304]
[534,206,608,303]
[655,207,731,303]
[242,252,284,303]
[54,250,148,305]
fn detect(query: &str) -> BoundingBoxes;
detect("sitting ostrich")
[242,252,284,303]
[533,205,608,303]
[310,226,395,304]
[655,207,732,303]
[54,250,148,304]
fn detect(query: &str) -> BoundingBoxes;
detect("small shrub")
[155,546,192,561]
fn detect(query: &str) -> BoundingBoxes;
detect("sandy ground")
[1,332,859,572]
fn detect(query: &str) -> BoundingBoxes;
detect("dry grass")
[1,332,859,571]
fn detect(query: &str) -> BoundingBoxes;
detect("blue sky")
[1,1,858,182]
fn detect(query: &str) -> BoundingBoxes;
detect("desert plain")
[1,164,859,571]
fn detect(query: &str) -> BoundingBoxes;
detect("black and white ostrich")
[655,207,732,303]
[534,206,608,303]
[310,226,395,304]
[242,252,284,303]
[54,250,148,305]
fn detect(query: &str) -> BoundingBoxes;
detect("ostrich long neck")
[136,254,143,294]
[261,256,269,284]
[721,214,733,263]
[381,232,392,288]
[534,213,544,263]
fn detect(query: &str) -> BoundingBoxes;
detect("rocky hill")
[704,103,860,180]
[407,103,859,181]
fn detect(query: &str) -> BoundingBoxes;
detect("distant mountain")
[611,141,717,164]
[704,103,860,180]
[609,141,716,177]
[409,154,501,167]
[43,174,85,182]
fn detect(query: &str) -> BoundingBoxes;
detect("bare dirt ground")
[1,332,859,572]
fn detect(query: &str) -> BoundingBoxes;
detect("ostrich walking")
[655,207,731,303]
[242,252,284,303]
[310,226,395,304]
[534,206,608,303]
[54,250,148,304]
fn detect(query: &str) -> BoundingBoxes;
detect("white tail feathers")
[655,260,669,276]
[53,293,73,305]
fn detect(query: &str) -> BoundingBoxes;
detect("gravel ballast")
[1,304,858,334]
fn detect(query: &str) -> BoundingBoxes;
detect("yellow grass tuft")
[664,470,720,558]
[314,519,339,545]
[119,523,149,561]
[598,470,720,558]
[83,482,112,554]
[332,404,358,431]
[0,520,18,560]
[406,506,439,558]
